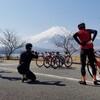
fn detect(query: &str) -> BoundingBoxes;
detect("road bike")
[36,52,54,68]
[36,53,44,67]
[43,52,56,68]
[51,52,73,69]
[87,50,100,80]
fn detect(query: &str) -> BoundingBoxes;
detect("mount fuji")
[23,26,71,52]
[22,26,100,53]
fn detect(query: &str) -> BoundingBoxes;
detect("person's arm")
[31,51,38,59]
[89,29,97,41]
[88,29,98,41]
[73,32,87,46]
[73,32,81,45]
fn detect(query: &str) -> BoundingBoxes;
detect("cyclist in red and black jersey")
[73,23,99,85]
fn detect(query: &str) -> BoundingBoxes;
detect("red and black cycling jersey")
[73,29,97,49]
[77,29,93,49]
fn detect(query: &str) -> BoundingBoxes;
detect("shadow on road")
[85,83,100,87]
[25,80,66,86]
[0,70,66,86]
[0,75,22,81]
[0,70,21,81]
[0,71,11,73]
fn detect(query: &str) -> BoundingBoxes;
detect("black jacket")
[19,51,38,69]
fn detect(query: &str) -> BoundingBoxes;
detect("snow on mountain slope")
[23,26,100,52]
[25,26,69,43]
[24,26,70,49]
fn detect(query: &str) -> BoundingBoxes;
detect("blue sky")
[0,0,100,37]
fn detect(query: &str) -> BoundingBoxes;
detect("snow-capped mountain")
[25,26,69,43]
[22,26,100,52]
[23,26,71,52]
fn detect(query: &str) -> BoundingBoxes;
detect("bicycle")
[43,52,53,68]
[36,52,54,68]
[51,52,73,69]
[36,53,44,67]
[87,50,100,80]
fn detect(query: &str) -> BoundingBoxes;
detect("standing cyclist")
[73,23,99,85]
[17,43,38,82]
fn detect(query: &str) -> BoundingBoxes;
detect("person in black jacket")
[17,43,38,82]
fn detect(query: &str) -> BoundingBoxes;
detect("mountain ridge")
[22,26,100,52]
[22,26,71,52]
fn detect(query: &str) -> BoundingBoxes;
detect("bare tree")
[0,29,25,60]
[51,34,77,54]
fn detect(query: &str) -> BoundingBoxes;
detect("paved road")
[0,60,100,100]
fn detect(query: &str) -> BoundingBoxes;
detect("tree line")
[0,29,77,60]
[0,29,25,60]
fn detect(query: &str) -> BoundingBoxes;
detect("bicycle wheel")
[59,56,65,67]
[44,57,51,68]
[51,56,60,69]
[87,62,100,80]
[36,56,44,67]
[64,55,73,68]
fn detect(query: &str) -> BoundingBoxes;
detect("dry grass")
[2,59,19,63]
[72,55,80,62]
[2,55,100,67]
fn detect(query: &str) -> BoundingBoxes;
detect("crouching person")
[17,43,38,82]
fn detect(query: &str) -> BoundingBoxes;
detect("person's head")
[78,23,85,30]
[25,43,32,50]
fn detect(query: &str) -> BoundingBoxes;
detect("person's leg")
[87,48,99,85]
[79,49,87,84]
[17,65,28,82]
[22,74,28,82]
[26,70,36,81]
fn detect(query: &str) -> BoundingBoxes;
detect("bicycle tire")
[58,56,65,67]
[51,56,60,69]
[64,55,73,68]
[44,57,51,68]
[87,62,93,78]
[87,62,100,80]
[36,56,44,67]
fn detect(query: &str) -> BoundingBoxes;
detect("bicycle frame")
[87,50,100,80]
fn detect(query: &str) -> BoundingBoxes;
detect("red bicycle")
[87,50,100,80]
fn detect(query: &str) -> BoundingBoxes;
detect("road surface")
[0,60,100,100]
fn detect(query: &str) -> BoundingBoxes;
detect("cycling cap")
[25,43,32,49]
[78,23,85,29]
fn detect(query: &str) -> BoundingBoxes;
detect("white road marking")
[35,72,92,83]
[0,67,92,83]
[0,67,17,72]
[0,63,18,65]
